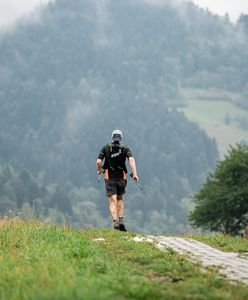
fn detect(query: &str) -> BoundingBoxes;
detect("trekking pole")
[97,170,102,182]
[97,169,105,183]
[130,173,144,191]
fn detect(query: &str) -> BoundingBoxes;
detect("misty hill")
[2,0,244,232]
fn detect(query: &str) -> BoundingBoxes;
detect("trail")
[132,236,248,285]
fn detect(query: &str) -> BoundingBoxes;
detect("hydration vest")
[103,143,128,173]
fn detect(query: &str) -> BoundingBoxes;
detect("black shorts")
[105,179,127,197]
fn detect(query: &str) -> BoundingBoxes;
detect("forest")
[0,0,248,233]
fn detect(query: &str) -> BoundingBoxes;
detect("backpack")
[103,143,128,173]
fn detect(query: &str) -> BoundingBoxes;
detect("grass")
[0,220,248,300]
[179,88,248,157]
[184,234,248,253]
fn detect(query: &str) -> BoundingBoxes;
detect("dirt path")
[132,236,248,285]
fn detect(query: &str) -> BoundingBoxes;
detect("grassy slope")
[0,221,248,300]
[179,88,248,157]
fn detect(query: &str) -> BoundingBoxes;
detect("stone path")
[132,236,248,285]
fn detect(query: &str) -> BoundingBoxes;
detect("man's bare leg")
[117,195,124,223]
[117,195,127,231]
[108,194,118,228]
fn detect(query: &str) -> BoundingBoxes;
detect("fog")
[0,0,248,26]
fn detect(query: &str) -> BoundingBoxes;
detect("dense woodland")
[0,0,248,233]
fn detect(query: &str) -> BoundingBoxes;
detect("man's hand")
[130,173,143,191]
[130,173,139,182]
[133,174,139,182]
[129,157,139,181]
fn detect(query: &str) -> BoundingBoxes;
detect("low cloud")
[0,0,53,27]
[0,0,247,28]
[93,0,111,47]
[66,101,96,139]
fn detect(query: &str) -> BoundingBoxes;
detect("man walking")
[96,130,139,231]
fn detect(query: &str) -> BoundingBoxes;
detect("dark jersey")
[98,143,133,180]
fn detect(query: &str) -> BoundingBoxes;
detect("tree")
[189,144,248,235]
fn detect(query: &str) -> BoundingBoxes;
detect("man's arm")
[96,146,105,174]
[96,158,103,174]
[128,157,139,182]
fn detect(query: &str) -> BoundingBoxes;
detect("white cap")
[112,129,123,142]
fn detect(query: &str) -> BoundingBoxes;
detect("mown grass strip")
[184,234,248,253]
[0,220,248,300]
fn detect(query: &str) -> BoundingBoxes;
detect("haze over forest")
[0,0,248,233]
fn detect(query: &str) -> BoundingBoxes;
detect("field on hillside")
[0,220,248,300]
[179,88,248,157]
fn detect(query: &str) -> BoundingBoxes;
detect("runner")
[96,130,139,231]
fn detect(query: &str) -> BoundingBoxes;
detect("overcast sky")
[0,0,247,27]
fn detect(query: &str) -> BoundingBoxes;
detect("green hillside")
[0,220,248,300]
[180,88,248,156]
[183,102,248,157]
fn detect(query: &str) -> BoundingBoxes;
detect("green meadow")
[179,88,248,156]
[0,220,248,300]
